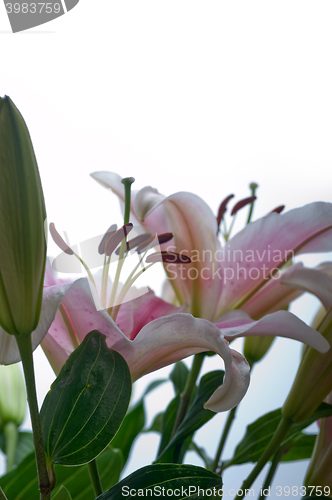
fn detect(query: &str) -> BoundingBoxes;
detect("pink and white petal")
[55,278,126,346]
[204,349,250,412]
[136,189,224,321]
[217,202,332,315]
[116,289,180,340]
[111,313,250,412]
[218,310,330,354]
[242,263,306,320]
[0,281,74,365]
[41,328,71,376]
[281,263,332,311]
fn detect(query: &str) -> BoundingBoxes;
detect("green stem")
[258,445,286,499]
[88,459,103,497]
[234,417,293,500]
[15,335,50,500]
[0,487,8,500]
[3,421,18,473]
[212,405,237,472]
[170,353,205,439]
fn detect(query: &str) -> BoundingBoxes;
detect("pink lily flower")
[38,274,328,413]
[91,172,332,324]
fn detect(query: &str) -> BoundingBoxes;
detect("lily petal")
[0,281,74,365]
[134,188,224,321]
[115,289,180,340]
[217,202,332,315]
[281,262,332,311]
[215,309,330,354]
[111,313,250,412]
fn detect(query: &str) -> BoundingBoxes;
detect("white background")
[1,1,332,497]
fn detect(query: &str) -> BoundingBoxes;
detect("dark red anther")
[217,194,235,228]
[231,196,256,216]
[105,223,133,256]
[270,205,285,214]
[115,233,153,255]
[157,233,174,245]
[146,251,191,264]
[49,223,74,255]
[98,224,118,254]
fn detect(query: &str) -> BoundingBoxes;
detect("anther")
[98,224,118,254]
[104,223,133,256]
[146,251,191,264]
[270,205,285,214]
[49,223,74,255]
[217,194,235,228]
[231,196,256,216]
[115,233,152,255]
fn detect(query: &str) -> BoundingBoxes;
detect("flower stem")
[258,446,286,500]
[212,405,237,472]
[234,417,293,500]
[15,335,50,500]
[170,353,205,439]
[88,459,103,497]
[3,421,18,473]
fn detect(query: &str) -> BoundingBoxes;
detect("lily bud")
[243,336,275,366]
[282,306,332,423]
[0,364,26,429]
[0,96,47,336]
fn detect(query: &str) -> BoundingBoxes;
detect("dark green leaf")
[189,441,214,470]
[110,400,145,467]
[52,486,73,500]
[95,464,223,499]
[0,447,123,500]
[156,395,180,460]
[157,371,223,460]
[144,412,163,433]
[0,431,34,468]
[228,403,332,466]
[281,433,316,462]
[170,362,189,395]
[41,331,132,466]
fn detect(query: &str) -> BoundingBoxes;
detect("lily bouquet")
[0,97,332,500]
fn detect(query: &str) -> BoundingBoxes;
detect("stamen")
[217,194,234,228]
[98,224,118,254]
[49,223,74,255]
[231,196,256,216]
[136,233,174,253]
[270,205,285,214]
[104,223,133,256]
[114,233,152,255]
[146,251,191,264]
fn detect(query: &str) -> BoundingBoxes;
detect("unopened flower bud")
[282,307,332,423]
[0,96,47,336]
[0,364,26,429]
[243,336,275,366]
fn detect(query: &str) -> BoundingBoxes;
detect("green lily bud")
[282,306,332,423]
[243,336,275,366]
[0,363,26,428]
[0,96,47,336]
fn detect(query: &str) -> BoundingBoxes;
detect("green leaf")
[0,430,34,468]
[228,403,332,466]
[144,412,163,433]
[95,464,223,499]
[189,441,214,470]
[156,395,180,460]
[52,486,73,500]
[0,447,123,500]
[110,400,145,467]
[170,362,189,395]
[41,331,132,466]
[157,371,223,461]
[281,433,316,462]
